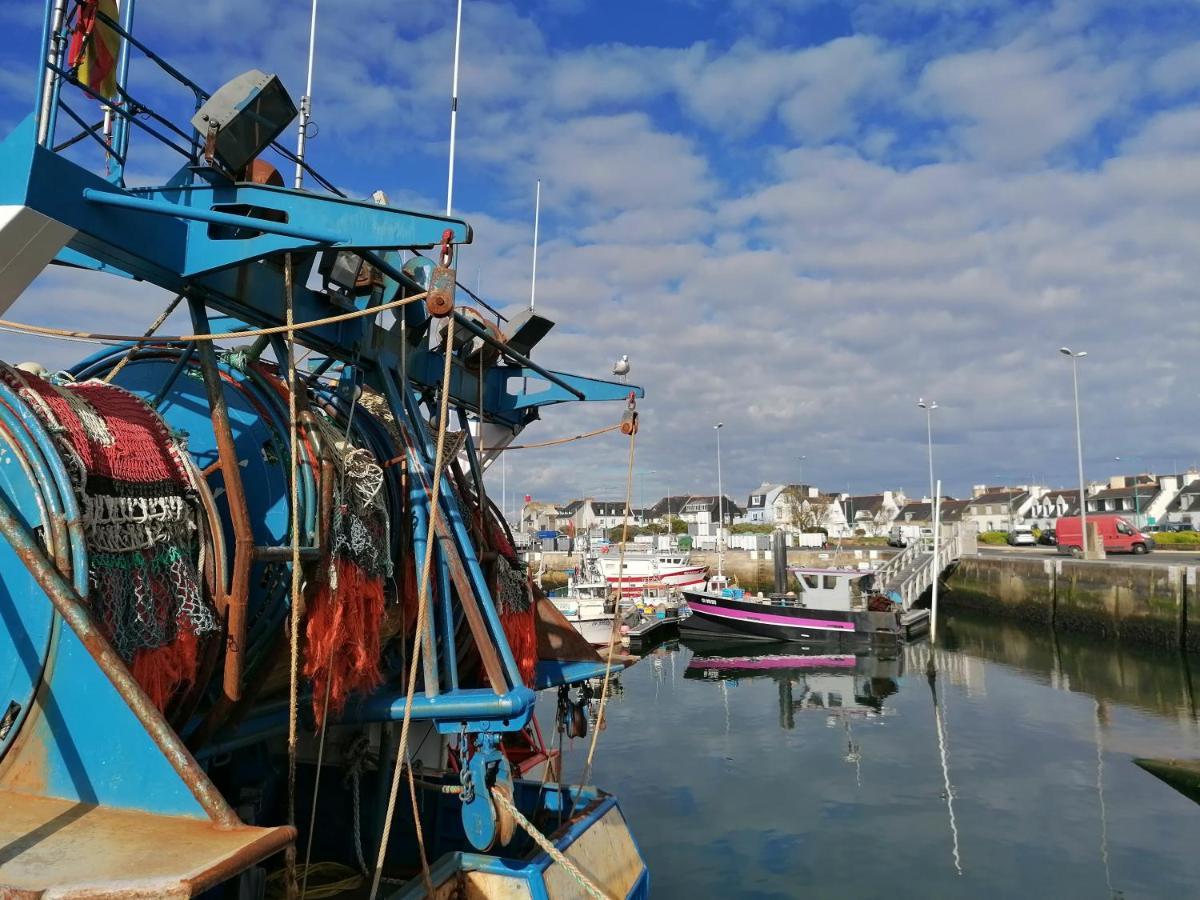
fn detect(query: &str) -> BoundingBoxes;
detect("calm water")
[548,613,1200,898]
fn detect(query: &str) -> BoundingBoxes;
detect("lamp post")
[798,455,807,486]
[918,398,937,503]
[1060,348,1089,555]
[715,422,725,575]
[1114,457,1143,527]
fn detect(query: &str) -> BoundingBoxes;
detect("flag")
[68,0,121,100]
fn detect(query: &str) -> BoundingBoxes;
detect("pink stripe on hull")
[686,600,855,631]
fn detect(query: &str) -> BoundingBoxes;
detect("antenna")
[530,179,541,309]
[446,0,464,216]
[294,0,319,188]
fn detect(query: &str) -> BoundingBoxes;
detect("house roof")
[1168,479,1200,511]
[591,500,630,516]
[841,494,887,518]
[647,496,691,517]
[897,502,933,521]
[1031,489,1080,515]
[968,489,1029,507]
[1089,485,1160,503]
[939,499,971,522]
[681,495,746,517]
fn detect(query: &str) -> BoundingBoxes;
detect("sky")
[3,0,1200,511]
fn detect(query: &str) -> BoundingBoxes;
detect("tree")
[776,486,826,532]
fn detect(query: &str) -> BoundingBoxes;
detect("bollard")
[772,529,788,594]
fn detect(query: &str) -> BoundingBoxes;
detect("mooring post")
[772,529,788,594]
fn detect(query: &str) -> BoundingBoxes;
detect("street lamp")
[917,398,938,503]
[1060,347,1089,554]
[798,455,807,486]
[715,422,725,574]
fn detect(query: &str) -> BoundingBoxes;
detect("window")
[823,575,837,590]
[1117,520,1134,535]
[801,574,819,590]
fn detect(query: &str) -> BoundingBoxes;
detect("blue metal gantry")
[0,3,648,896]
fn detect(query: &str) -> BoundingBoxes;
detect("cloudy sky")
[3,0,1200,512]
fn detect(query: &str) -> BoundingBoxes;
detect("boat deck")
[0,791,293,897]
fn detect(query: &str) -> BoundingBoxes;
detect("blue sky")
[4,0,1200,510]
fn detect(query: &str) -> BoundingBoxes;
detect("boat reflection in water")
[682,640,902,729]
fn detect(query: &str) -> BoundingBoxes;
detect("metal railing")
[878,525,966,610]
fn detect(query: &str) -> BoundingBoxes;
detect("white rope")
[369,316,456,899]
[284,255,303,900]
[581,414,637,787]
[489,785,613,900]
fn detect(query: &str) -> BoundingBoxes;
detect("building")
[745,483,848,534]
[678,495,745,528]
[839,491,905,536]
[1026,489,1079,530]
[963,487,1037,533]
[519,500,561,535]
[645,495,692,526]
[1166,478,1200,528]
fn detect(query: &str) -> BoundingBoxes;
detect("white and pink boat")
[595,549,709,596]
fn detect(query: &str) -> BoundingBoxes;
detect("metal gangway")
[875,525,974,610]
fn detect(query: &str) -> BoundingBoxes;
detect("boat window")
[827,692,843,707]
[823,575,838,590]
[801,574,819,590]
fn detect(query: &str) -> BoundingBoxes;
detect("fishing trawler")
[596,547,708,595]
[681,566,906,643]
[0,4,647,898]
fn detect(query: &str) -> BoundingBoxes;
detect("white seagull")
[612,354,630,382]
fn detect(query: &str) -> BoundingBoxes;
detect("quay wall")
[947,555,1196,652]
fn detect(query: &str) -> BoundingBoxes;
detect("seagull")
[612,354,630,382]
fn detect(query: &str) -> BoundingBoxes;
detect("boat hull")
[681,590,901,643]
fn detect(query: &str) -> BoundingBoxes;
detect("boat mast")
[446,0,464,215]
[530,178,541,309]
[293,0,319,188]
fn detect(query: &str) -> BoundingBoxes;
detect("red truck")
[1055,514,1155,556]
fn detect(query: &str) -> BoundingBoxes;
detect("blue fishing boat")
[0,3,647,897]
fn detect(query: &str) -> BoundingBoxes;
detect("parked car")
[1038,528,1057,546]
[1149,522,1188,533]
[1055,514,1155,556]
[1007,527,1037,546]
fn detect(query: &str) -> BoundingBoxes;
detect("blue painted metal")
[459,733,512,851]
[391,786,649,899]
[82,187,348,244]
[533,659,615,691]
[1,8,652,887]
[110,0,138,171]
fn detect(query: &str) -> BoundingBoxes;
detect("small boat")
[552,579,619,646]
[596,548,708,595]
[681,566,906,643]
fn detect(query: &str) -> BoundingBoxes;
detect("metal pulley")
[426,229,457,318]
[620,390,639,435]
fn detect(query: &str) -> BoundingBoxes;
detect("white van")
[888,523,923,547]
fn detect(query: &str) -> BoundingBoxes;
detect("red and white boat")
[596,549,709,595]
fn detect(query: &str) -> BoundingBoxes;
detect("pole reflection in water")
[1095,698,1115,897]
[927,656,964,876]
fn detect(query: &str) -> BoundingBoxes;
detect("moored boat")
[681,566,906,643]
[596,548,708,595]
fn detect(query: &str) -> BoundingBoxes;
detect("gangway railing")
[879,525,969,610]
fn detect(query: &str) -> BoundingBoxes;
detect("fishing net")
[0,364,216,710]
[304,410,392,722]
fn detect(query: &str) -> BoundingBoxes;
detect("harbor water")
[548,611,1200,898]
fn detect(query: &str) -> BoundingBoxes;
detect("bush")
[979,530,1009,545]
[731,523,774,534]
[1152,531,1200,544]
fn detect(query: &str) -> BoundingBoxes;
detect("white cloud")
[918,40,1129,165]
